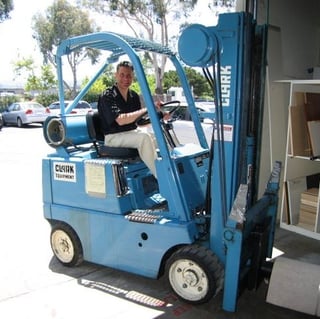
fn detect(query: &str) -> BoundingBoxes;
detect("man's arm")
[116,107,147,126]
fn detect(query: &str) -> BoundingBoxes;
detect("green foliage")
[184,67,212,98]
[25,65,57,92]
[13,58,57,95]
[0,0,13,22]
[33,0,99,54]
[80,0,199,93]
[82,76,106,94]
[13,57,36,79]
[163,70,180,92]
[130,74,156,95]
[80,62,157,101]
[35,93,59,107]
[0,95,18,112]
[32,0,101,96]
[81,65,115,102]
[81,76,108,103]
[130,81,141,94]
[163,67,212,99]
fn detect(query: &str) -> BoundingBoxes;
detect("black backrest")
[86,111,105,142]
[86,111,139,159]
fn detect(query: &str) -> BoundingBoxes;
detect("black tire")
[17,117,23,128]
[166,245,224,304]
[50,223,83,267]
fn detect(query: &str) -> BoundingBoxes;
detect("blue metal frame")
[52,31,210,220]
[44,28,211,278]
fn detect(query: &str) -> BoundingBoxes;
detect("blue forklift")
[42,12,281,312]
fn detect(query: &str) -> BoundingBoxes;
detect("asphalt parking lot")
[0,124,318,319]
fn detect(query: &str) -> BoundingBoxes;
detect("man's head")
[116,61,134,72]
[115,61,134,91]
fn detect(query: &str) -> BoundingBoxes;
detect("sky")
[0,0,221,87]
[0,0,55,85]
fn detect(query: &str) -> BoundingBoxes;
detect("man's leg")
[105,130,158,177]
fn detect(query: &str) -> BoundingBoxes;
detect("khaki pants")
[104,128,158,178]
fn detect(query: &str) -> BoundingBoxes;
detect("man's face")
[115,66,134,90]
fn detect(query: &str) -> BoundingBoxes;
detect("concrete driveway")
[0,124,317,319]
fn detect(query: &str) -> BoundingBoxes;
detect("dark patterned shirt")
[98,85,141,134]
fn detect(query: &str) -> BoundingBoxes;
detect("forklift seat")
[86,111,140,159]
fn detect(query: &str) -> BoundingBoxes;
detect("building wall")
[268,0,320,80]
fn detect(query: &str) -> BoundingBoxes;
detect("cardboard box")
[299,187,318,231]
[289,92,320,157]
[307,120,320,157]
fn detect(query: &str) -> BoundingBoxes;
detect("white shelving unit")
[280,80,320,240]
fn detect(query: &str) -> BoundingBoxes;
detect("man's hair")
[117,61,134,71]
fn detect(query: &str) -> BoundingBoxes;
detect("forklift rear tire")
[166,245,224,304]
[50,223,83,267]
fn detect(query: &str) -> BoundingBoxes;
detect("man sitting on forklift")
[98,60,166,178]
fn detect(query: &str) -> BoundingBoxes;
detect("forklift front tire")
[50,223,83,267]
[166,245,224,304]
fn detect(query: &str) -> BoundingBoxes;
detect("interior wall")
[258,26,290,201]
[269,0,320,79]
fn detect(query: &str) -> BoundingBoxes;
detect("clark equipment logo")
[53,162,76,182]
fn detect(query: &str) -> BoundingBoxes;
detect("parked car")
[46,100,93,116]
[2,101,49,127]
[0,113,3,130]
[170,102,215,145]
[90,101,98,109]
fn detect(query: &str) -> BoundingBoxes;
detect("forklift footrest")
[125,210,163,224]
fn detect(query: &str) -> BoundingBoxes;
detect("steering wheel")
[136,100,181,126]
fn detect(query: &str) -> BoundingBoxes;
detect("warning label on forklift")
[84,161,106,197]
[53,162,76,182]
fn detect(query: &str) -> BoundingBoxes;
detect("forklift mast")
[178,12,268,260]
[178,13,278,311]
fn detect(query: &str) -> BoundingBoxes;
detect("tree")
[184,68,212,98]
[24,64,57,93]
[0,0,13,22]
[80,0,198,94]
[13,57,57,93]
[13,57,58,106]
[163,67,212,99]
[32,0,101,97]
[163,69,179,92]
[82,62,156,103]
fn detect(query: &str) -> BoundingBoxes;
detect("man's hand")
[156,100,170,121]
